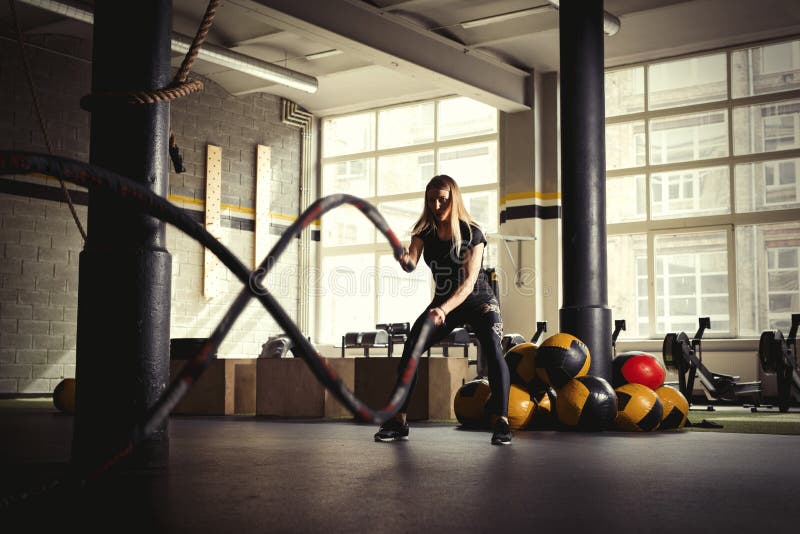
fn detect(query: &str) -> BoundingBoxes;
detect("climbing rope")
[79,0,220,110]
[8,0,87,241]
[8,0,223,239]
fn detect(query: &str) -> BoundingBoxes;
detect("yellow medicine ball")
[53,378,76,414]
[507,384,535,431]
[454,377,491,428]
[536,333,591,388]
[614,383,663,432]
[655,385,689,430]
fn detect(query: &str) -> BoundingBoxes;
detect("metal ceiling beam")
[246,0,531,111]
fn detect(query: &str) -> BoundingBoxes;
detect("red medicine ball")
[612,351,666,390]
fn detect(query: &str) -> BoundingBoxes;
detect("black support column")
[558,0,612,380]
[73,0,173,471]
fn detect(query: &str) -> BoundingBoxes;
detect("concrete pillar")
[72,0,173,471]
[558,0,612,380]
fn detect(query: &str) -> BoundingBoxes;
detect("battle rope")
[0,151,430,500]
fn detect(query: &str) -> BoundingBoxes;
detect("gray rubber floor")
[2,404,800,533]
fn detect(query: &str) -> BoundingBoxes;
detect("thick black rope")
[0,150,428,504]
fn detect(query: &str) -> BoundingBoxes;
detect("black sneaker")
[491,419,512,446]
[374,418,409,442]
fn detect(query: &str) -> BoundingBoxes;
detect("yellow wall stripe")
[500,191,561,204]
[167,193,320,226]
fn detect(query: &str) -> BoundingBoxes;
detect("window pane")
[437,141,497,186]
[322,112,375,157]
[648,53,727,110]
[438,97,497,141]
[733,99,800,155]
[649,110,729,164]
[736,222,800,335]
[377,102,435,150]
[650,166,730,219]
[462,190,498,234]
[655,230,729,335]
[732,39,800,98]
[735,157,800,212]
[319,254,375,344]
[321,204,375,246]
[606,66,645,117]
[607,234,648,338]
[322,158,374,197]
[378,198,423,241]
[377,151,434,196]
[606,121,646,170]
[607,174,646,223]
[376,254,431,325]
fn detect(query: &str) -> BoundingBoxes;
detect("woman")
[374,175,512,445]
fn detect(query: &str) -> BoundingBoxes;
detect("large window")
[318,97,499,344]
[606,38,800,338]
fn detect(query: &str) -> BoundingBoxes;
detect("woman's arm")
[400,235,424,270]
[436,243,484,317]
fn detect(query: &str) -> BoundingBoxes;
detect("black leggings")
[397,296,509,417]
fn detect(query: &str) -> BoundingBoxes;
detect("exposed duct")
[17,0,320,93]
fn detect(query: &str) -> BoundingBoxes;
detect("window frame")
[606,36,800,339]
[318,96,500,344]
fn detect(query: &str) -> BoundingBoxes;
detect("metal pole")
[73,0,173,470]
[558,0,612,380]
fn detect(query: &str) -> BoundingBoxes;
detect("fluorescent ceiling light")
[305,49,343,61]
[18,0,319,93]
[460,6,552,29]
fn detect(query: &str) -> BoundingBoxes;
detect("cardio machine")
[662,317,762,410]
[758,313,800,412]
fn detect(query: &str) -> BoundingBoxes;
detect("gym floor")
[2,399,799,533]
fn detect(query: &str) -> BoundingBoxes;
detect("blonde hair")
[411,175,476,253]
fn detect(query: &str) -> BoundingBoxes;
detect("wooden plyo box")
[170,358,256,415]
[256,357,356,418]
[354,357,470,421]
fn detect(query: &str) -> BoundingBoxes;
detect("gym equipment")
[501,333,527,354]
[614,383,663,432]
[529,389,555,429]
[52,378,76,414]
[611,319,626,357]
[536,333,591,388]
[454,377,491,428]
[427,326,476,359]
[260,335,294,358]
[507,384,535,430]
[376,322,410,357]
[662,317,761,410]
[555,375,617,431]
[612,351,666,390]
[758,313,800,412]
[531,321,548,344]
[505,342,538,388]
[655,385,689,430]
[341,329,390,358]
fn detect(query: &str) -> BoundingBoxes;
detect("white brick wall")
[0,36,306,394]
[0,190,83,394]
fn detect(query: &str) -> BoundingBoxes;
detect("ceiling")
[3,0,800,116]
